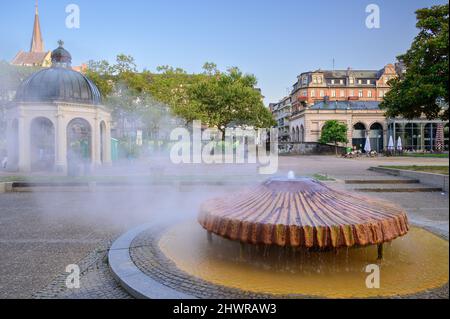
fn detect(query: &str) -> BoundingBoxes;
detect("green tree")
[380,4,449,120]
[189,67,275,139]
[85,57,275,142]
[85,60,114,97]
[0,61,40,146]
[319,120,348,155]
[148,66,204,125]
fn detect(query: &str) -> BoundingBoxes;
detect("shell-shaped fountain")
[198,177,409,248]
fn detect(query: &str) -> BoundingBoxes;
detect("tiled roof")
[11,51,50,66]
[322,70,380,79]
[310,101,381,110]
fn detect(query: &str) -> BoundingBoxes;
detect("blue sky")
[0,0,446,104]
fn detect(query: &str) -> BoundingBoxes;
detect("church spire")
[30,0,44,52]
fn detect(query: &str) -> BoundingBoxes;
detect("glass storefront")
[387,121,448,152]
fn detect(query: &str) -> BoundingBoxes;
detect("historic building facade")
[290,101,388,152]
[271,63,449,153]
[290,64,399,112]
[269,96,291,141]
[5,43,112,174]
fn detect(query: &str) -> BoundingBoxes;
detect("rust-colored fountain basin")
[198,177,409,250]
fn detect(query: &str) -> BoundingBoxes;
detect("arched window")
[352,122,366,150]
[30,117,55,171]
[67,118,92,175]
[369,122,384,152]
[300,125,305,143]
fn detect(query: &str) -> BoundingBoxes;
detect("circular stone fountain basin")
[159,221,449,298]
[198,178,409,248]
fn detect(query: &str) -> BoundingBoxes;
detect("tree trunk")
[335,142,338,157]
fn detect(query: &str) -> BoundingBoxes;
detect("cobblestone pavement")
[33,241,131,299]
[34,224,448,299]
[1,155,448,299]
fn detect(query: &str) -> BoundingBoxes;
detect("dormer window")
[331,79,335,84]
[302,76,308,85]
[367,79,371,85]
[349,77,354,84]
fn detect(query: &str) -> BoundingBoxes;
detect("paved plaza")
[0,155,448,298]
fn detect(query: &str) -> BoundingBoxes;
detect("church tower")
[11,0,51,67]
[30,0,45,53]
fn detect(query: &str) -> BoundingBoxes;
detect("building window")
[340,79,344,85]
[349,77,354,84]
[358,79,362,85]
[358,90,363,97]
[302,90,307,97]
[368,90,372,98]
[320,90,325,97]
[317,77,323,84]
[367,79,371,85]
[302,76,308,85]
[340,90,345,97]
[331,90,336,97]
[378,90,384,98]
[313,76,317,84]
[331,79,335,84]
[311,90,315,97]
[349,90,354,97]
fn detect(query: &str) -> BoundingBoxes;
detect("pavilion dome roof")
[15,42,102,105]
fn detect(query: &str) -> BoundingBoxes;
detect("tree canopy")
[85,56,275,138]
[319,120,348,155]
[380,4,449,120]
[188,67,275,137]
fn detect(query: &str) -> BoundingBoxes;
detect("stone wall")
[279,142,346,155]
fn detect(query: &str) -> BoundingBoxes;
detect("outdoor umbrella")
[387,136,394,151]
[396,136,403,152]
[364,135,371,153]
[435,123,444,151]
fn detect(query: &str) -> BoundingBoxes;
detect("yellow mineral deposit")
[160,222,448,298]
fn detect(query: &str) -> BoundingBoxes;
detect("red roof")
[11,50,50,66]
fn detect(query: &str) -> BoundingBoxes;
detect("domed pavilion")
[6,41,112,174]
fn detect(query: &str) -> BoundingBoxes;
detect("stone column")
[92,117,101,167]
[104,121,112,166]
[346,119,352,147]
[5,119,17,171]
[55,113,67,174]
[17,115,31,172]
[383,121,388,152]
